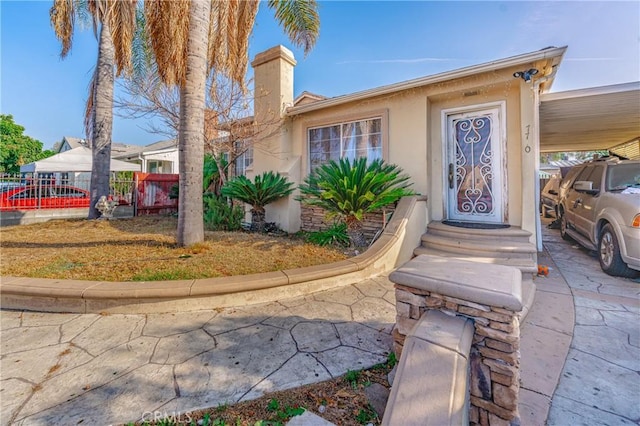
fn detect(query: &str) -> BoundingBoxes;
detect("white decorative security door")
[445,104,505,223]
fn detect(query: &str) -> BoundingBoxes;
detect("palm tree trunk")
[88,22,115,219]
[177,0,210,246]
[346,219,368,248]
[251,208,266,232]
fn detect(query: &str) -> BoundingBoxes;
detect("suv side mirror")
[574,180,599,195]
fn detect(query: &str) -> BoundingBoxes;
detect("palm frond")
[108,0,137,76]
[208,1,228,96]
[84,67,97,143]
[232,0,259,89]
[298,158,413,225]
[131,5,154,81]
[225,0,240,77]
[50,0,76,58]
[143,0,189,86]
[222,172,294,213]
[267,0,319,55]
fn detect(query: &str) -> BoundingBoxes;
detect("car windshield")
[606,163,640,191]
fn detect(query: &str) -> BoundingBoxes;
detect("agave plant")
[298,158,413,247]
[221,172,295,232]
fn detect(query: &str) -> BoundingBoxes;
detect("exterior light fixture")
[513,68,539,83]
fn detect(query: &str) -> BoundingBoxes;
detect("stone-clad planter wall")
[300,205,395,242]
[389,255,522,426]
[393,285,520,425]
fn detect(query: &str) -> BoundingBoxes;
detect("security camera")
[513,68,539,83]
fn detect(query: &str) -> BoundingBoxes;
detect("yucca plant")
[221,172,295,232]
[298,158,413,247]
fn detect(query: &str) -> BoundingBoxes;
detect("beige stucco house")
[246,45,570,252]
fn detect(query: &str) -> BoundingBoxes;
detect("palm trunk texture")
[251,209,266,233]
[88,23,115,219]
[177,0,210,246]
[347,220,368,248]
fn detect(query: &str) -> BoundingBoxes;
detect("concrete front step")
[426,221,532,242]
[413,246,538,274]
[419,233,537,260]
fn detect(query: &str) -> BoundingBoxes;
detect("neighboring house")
[57,136,177,175]
[113,139,179,174]
[57,136,141,159]
[56,136,87,152]
[53,137,144,186]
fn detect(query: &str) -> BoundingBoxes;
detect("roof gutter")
[541,81,640,101]
[287,46,567,116]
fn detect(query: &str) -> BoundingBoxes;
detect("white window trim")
[304,109,389,175]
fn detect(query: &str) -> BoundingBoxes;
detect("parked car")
[0,182,24,193]
[0,185,90,210]
[541,174,562,218]
[557,157,640,277]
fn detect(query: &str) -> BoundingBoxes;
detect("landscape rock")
[364,382,390,418]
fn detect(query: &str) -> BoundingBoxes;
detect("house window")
[234,145,253,177]
[308,117,382,173]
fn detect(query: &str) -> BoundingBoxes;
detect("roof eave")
[541,81,640,101]
[287,46,567,116]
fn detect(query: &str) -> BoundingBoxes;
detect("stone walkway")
[1,277,396,425]
[1,224,638,425]
[542,226,640,425]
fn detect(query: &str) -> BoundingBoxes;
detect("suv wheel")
[560,213,571,241]
[598,223,637,278]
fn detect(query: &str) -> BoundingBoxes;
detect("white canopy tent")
[20,146,141,173]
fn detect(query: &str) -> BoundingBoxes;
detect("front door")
[445,104,505,223]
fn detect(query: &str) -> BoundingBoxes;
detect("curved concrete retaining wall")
[0,196,427,314]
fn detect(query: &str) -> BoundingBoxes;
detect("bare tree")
[114,73,180,137]
[115,71,284,183]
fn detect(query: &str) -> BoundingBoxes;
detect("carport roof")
[540,82,640,154]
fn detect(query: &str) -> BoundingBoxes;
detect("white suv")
[558,157,640,277]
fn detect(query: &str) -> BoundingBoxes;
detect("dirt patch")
[129,355,396,426]
[0,216,349,281]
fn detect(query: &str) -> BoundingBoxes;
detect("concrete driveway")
[542,221,640,425]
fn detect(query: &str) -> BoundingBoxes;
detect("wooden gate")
[134,172,178,216]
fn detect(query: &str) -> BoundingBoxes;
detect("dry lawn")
[0,217,348,281]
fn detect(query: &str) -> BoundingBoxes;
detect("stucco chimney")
[250,46,300,232]
[251,45,296,122]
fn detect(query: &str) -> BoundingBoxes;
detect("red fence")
[134,172,178,216]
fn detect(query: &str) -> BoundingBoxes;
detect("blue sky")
[1,1,638,149]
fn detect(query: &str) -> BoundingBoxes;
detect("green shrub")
[203,195,244,231]
[221,172,294,232]
[355,406,377,424]
[298,158,413,247]
[307,222,349,247]
[169,183,179,200]
[203,154,228,195]
[344,369,361,388]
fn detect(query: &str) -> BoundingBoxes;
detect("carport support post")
[519,80,540,250]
